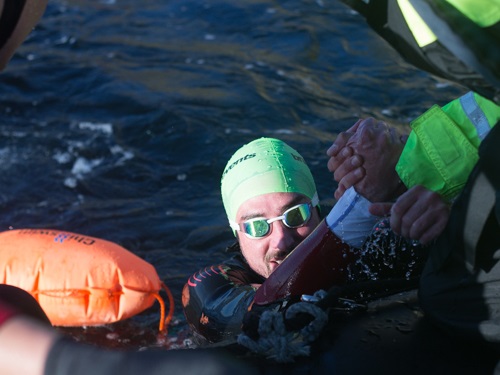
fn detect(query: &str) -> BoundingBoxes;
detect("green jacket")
[396,92,500,201]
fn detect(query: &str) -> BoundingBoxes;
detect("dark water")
[0,0,465,349]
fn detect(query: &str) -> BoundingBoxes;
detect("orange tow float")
[0,228,174,332]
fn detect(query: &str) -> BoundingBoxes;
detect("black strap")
[462,173,496,272]
[465,122,500,270]
[45,337,256,375]
[0,0,27,49]
[409,0,500,90]
[427,123,500,272]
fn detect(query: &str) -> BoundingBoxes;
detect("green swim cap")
[221,137,318,224]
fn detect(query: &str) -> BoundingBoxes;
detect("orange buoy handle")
[152,283,175,333]
[160,282,175,331]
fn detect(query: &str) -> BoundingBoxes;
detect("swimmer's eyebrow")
[239,195,308,221]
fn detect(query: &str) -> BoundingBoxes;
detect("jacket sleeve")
[396,92,500,201]
[182,258,263,344]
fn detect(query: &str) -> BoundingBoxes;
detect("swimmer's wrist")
[326,187,380,248]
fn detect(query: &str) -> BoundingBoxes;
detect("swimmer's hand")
[369,185,450,245]
[327,120,365,200]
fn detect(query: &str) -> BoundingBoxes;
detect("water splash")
[347,219,428,284]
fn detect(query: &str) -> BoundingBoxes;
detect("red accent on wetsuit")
[254,219,355,305]
[0,301,17,328]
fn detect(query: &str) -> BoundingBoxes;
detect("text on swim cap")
[222,151,307,179]
[222,153,256,178]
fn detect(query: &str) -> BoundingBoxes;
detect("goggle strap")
[228,192,319,235]
[229,220,240,232]
[311,192,319,207]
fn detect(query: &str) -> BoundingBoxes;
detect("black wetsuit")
[182,245,264,344]
[183,231,427,344]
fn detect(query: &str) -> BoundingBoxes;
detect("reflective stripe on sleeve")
[460,91,491,141]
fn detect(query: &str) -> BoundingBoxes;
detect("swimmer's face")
[235,192,320,279]
[0,0,48,71]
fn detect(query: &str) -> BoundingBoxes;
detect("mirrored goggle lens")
[242,219,271,238]
[283,203,311,228]
[242,203,312,238]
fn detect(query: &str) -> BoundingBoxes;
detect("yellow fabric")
[446,0,500,27]
[397,0,500,48]
[398,0,437,47]
[396,93,500,201]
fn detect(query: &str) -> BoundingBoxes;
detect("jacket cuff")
[326,187,380,248]
[396,105,478,201]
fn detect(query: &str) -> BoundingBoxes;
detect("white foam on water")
[78,122,113,135]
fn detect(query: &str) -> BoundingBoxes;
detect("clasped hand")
[327,118,449,245]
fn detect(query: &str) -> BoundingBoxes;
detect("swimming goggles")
[230,195,319,239]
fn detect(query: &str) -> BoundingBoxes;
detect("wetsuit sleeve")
[182,258,263,344]
[396,92,500,201]
[44,337,257,375]
[0,284,51,325]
